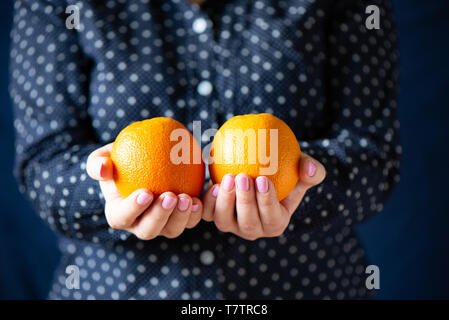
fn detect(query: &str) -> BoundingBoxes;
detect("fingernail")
[308,160,316,177]
[222,174,235,191]
[136,192,153,206]
[162,196,177,210]
[212,185,219,197]
[236,175,249,192]
[192,203,200,212]
[255,176,269,193]
[177,197,190,212]
[99,163,105,179]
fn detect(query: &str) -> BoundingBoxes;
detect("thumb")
[298,153,326,187]
[86,143,114,181]
[280,153,326,214]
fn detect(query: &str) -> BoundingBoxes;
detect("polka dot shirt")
[9,0,400,300]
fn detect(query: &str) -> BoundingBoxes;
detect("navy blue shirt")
[10,0,400,299]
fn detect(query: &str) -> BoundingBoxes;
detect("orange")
[209,113,301,201]
[110,117,205,198]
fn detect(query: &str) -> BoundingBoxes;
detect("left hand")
[201,153,326,240]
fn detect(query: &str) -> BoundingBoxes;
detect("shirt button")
[192,18,207,34]
[197,80,213,96]
[200,250,215,265]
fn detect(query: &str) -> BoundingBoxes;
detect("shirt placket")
[173,1,223,299]
[184,5,218,128]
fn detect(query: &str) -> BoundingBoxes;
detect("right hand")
[86,143,203,240]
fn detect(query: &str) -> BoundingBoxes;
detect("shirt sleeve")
[10,0,130,243]
[292,0,401,233]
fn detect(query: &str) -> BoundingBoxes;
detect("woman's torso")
[48,0,370,299]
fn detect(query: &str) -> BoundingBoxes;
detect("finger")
[160,194,192,238]
[130,192,177,240]
[86,143,114,181]
[281,154,326,215]
[104,189,154,230]
[89,143,114,158]
[99,179,123,203]
[202,183,219,222]
[298,153,326,188]
[254,176,286,237]
[214,174,237,233]
[186,197,202,228]
[234,173,263,240]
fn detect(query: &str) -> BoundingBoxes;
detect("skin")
[86,144,326,241]
[86,143,203,240]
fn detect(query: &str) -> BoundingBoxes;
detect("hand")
[86,143,203,240]
[201,154,326,240]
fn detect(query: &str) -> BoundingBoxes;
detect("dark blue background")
[1,0,448,299]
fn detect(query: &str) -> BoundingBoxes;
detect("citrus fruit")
[209,113,301,201]
[110,117,205,198]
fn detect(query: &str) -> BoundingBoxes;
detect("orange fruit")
[209,113,301,201]
[110,117,205,198]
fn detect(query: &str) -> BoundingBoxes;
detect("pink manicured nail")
[192,203,200,212]
[236,175,249,191]
[136,192,153,206]
[256,176,269,193]
[222,174,235,191]
[308,160,316,177]
[177,197,190,212]
[162,196,177,209]
[99,163,105,179]
[212,185,219,197]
